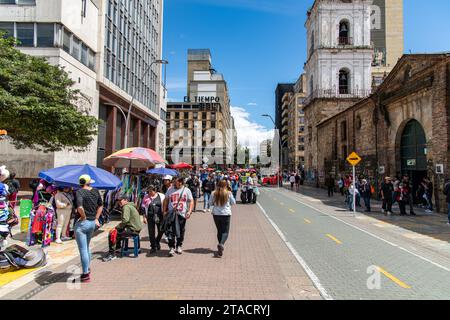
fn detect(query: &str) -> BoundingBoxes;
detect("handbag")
[161,188,185,233]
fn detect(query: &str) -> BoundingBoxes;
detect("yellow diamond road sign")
[347,152,362,166]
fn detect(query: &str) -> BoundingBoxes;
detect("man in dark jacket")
[381,177,394,215]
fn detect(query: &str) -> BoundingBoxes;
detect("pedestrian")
[186,174,200,212]
[325,175,334,197]
[202,175,215,213]
[361,179,371,212]
[355,177,362,207]
[443,179,450,225]
[348,183,359,211]
[103,194,143,262]
[289,173,295,190]
[75,175,103,283]
[231,177,239,200]
[338,176,345,196]
[402,175,416,215]
[162,177,194,257]
[295,173,301,192]
[209,180,236,257]
[54,187,74,244]
[381,176,394,216]
[161,175,173,195]
[423,178,434,213]
[142,185,165,254]
[397,183,409,216]
[5,172,20,209]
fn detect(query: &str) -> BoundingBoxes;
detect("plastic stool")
[120,235,141,258]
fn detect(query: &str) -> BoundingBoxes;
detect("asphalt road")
[257,187,450,300]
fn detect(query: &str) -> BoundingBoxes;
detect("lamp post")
[262,114,283,187]
[125,59,169,149]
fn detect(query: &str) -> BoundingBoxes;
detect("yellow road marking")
[0,268,40,287]
[304,219,312,224]
[289,208,295,213]
[326,234,342,245]
[376,266,411,289]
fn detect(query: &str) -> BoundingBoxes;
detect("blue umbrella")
[146,168,179,177]
[39,164,122,190]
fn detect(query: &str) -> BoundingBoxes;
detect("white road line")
[256,201,333,300]
[273,188,450,273]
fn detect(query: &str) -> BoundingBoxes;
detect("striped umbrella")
[103,147,166,169]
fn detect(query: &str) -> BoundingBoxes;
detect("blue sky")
[163,0,450,146]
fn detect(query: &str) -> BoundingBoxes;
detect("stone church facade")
[316,54,450,212]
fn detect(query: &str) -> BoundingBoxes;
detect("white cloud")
[247,102,258,106]
[231,106,274,156]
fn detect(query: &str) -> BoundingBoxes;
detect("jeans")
[204,192,211,210]
[363,196,371,212]
[213,215,231,246]
[147,214,162,250]
[327,186,334,197]
[168,215,187,249]
[382,198,393,213]
[74,220,96,274]
[348,195,354,211]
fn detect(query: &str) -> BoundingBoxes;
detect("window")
[81,43,88,65]
[193,112,198,120]
[72,36,81,60]
[339,21,350,45]
[0,22,14,38]
[0,0,16,3]
[339,69,350,94]
[16,23,34,47]
[341,121,347,141]
[62,28,71,53]
[88,49,95,70]
[17,0,36,4]
[37,23,54,47]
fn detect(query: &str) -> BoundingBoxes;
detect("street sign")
[346,152,362,167]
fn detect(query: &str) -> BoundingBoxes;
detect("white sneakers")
[169,247,183,256]
[176,247,183,255]
[55,239,63,244]
[168,248,175,257]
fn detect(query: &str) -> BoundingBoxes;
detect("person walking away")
[325,175,334,197]
[381,177,394,216]
[361,179,372,212]
[444,179,450,225]
[54,187,73,244]
[75,175,103,282]
[142,185,165,254]
[289,174,295,190]
[401,175,416,215]
[6,173,20,209]
[163,178,194,257]
[231,177,239,200]
[202,176,215,213]
[103,194,143,262]
[209,180,236,257]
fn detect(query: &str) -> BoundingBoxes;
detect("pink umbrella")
[103,147,166,169]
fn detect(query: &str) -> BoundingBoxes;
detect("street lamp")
[124,59,169,149]
[262,114,283,186]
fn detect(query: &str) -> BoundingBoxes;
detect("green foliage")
[0,35,100,152]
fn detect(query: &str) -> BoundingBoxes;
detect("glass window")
[72,36,80,60]
[88,49,95,70]
[0,0,16,4]
[17,0,36,4]
[16,23,34,47]
[81,43,88,65]
[0,22,14,38]
[62,29,71,53]
[36,23,54,47]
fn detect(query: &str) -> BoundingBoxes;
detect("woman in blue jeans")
[75,175,103,283]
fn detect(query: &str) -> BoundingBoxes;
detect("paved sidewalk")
[2,200,322,300]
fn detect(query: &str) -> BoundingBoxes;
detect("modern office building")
[166,49,233,166]
[0,0,166,182]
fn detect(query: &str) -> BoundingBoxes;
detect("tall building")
[166,49,233,166]
[287,74,307,171]
[274,83,294,171]
[0,0,166,181]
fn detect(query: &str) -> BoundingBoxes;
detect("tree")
[0,35,100,152]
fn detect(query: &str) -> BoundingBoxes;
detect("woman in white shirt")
[209,180,236,257]
[55,187,74,244]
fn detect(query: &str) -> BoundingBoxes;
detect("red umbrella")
[169,162,193,170]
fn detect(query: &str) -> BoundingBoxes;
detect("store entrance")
[400,120,427,204]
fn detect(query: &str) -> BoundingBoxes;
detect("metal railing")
[304,88,371,105]
[338,36,353,46]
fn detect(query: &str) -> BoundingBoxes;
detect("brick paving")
[3,199,322,300]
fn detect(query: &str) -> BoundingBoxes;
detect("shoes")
[203,209,207,213]
[55,239,63,244]
[387,212,392,216]
[425,210,433,214]
[410,212,416,216]
[61,237,72,241]
[447,222,450,226]
[102,253,117,262]
[149,248,157,254]
[157,244,161,251]
[168,248,175,257]
[176,246,183,255]
[217,244,224,257]
[80,273,91,283]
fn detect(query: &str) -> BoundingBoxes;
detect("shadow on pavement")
[184,248,215,255]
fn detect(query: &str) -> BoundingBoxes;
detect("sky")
[163,0,450,149]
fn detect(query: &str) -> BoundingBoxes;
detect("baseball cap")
[79,174,95,185]
[163,175,173,181]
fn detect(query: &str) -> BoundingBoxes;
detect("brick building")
[316,53,450,212]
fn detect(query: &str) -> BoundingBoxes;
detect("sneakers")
[176,247,183,255]
[217,244,224,257]
[80,273,91,283]
[168,248,175,257]
[102,253,117,262]
[55,239,63,244]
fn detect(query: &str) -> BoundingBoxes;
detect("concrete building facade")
[0,0,166,182]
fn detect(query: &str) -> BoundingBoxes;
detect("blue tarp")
[39,164,122,190]
[146,168,179,177]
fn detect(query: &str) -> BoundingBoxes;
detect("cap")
[117,193,129,201]
[79,174,95,185]
[163,175,173,181]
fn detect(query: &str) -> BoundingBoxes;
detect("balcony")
[304,88,371,105]
[337,37,353,46]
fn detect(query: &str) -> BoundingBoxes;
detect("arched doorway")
[400,120,427,203]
